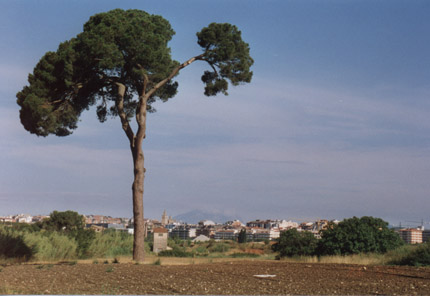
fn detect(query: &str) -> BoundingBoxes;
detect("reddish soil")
[1,260,430,295]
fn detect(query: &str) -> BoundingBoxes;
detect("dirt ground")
[1,260,429,295]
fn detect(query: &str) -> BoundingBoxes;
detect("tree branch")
[137,64,149,97]
[134,54,206,142]
[145,53,205,99]
[115,82,135,146]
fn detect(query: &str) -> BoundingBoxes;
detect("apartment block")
[398,228,423,244]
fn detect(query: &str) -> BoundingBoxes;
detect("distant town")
[1,211,428,245]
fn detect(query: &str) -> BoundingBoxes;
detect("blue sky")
[1,0,429,226]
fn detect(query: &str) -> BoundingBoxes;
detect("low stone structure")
[153,227,168,253]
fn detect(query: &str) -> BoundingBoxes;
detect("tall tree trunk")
[131,142,145,262]
[131,94,147,263]
[115,82,146,263]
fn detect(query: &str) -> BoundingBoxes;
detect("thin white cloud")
[8,143,130,178]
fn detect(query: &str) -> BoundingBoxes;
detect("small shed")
[153,227,168,253]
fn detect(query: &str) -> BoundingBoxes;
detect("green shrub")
[24,231,78,261]
[0,230,34,260]
[272,229,317,258]
[0,225,78,261]
[209,242,230,253]
[389,243,430,266]
[72,229,96,259]
[317,216,404,256]
[194,245,208,255]
[230,252,259,258]
[158,246,193,257]
[238,229,247,243]
[87,230,133,258]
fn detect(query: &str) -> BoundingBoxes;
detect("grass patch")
[0,286,22,294]
[24,232,78,261]
[278,253,386,265]
[230,252,260,258]
[387,243,430,266]
[209,243,230,253]
[158,247,193,257]
[87,230,133,258]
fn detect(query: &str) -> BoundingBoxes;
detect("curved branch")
[115,82,135,146]
[145,53,205,99]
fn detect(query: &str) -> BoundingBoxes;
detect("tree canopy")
[237,228,247,243]
[316,216,404,255]
[16,9,253,137]
[42,210,85,232]
[272,228,318,258]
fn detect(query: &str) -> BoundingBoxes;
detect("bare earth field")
[1,260,430,295]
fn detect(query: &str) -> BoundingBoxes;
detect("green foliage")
[0,229,34,260]
[7,222,42,233]
[17,9,253,137]
[16,47,82,136]
[158,246,193,257]
[209,242,230,253]
[168,236,182,247]
[272,229,318,258]
[73,228,96,258]
[87,230,133,258]
[197,23,253,96]
[388,242,430,266]
[0,225,78,261]
[238,229,247,243]
[194,245,208,255]
[24,231,78,261]
[37,211,95,259]
[317,216,404,256]
[230,252,259,258]
[42,210,85,232]
[16,9,180,136]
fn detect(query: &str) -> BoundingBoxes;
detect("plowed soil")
[1,260,429,295]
